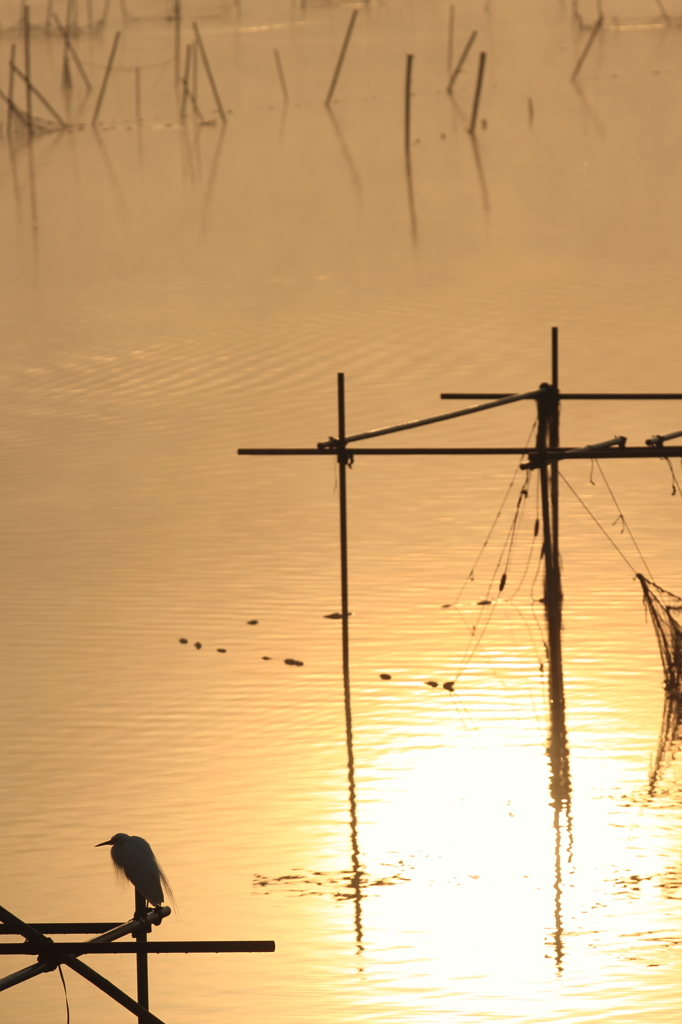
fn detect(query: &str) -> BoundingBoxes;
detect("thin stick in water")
[52,12,92,89]
[446,5,455,71]
[570,15,603,81]
[446,29,477,94]
[135,65,141,123]
[0,83,31,129]
[11,61,67,126]
[404,52,413,160]
[7,42,16,133]
[273,48,288,103]
[325,8,358,107]
[180,42,192,121]
[653,0,671,24]
[24,5,33,134]
[468,51,486,135]
[192,21,226,123]
[91,29,120,125]
[98,0,111,31]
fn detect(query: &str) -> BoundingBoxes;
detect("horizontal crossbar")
[440,393,682,400]
[239,447,682,459]
[0,923,122,935]
[0,940,275,955]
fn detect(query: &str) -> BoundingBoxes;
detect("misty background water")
[2,0,682,1021]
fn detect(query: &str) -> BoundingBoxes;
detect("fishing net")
[638,574,682,785]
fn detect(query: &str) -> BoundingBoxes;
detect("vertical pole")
[336,372,363,952]
[537,386,563,712]
[337,373,351,736]
[550,326,561,617]
[404,53,413,161]
[8,43,16,134]
[135,66,141,124]
[134,889,149,1016]
[24,5,33,134]
[174,0,181,85]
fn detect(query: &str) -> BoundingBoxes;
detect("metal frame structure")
[0,894,274,1023]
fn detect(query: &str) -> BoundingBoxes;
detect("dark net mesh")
[638,574,682,787]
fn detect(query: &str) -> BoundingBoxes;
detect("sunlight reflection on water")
[2,0,682,1020]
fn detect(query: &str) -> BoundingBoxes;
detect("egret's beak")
[95,840,114,847]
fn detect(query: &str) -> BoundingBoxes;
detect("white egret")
[96,833,174,907]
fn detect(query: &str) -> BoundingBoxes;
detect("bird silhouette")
[96,833,174,907]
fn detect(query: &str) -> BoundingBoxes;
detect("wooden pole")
[7,43,16,133]
[135,65,141,123]
[11,62,67,126]
[337,373,352,730]
[174,0,181,84]
[468,51,486,135]
[53,12,93,89]
[537,385,564,719]
[325,8,358,106]
[91,30,120,125]
[570,15,603,81]
[24,5,33,134]
[273,47,288,103]
[404,53,413,161]
[446,28,476,93]
[180,42,192,121]
[134,890,149,1014]
[192,22,226,123]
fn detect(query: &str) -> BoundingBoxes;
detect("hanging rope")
[558,471,640,577]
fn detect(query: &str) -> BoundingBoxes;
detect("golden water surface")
[2,0,682,1021]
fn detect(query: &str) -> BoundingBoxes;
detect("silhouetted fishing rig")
[239,327,682,808]
[0,889,274,1023]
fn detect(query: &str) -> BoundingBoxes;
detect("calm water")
[2,0,682,1021]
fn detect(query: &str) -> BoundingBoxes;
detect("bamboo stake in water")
[180,42,192,121]
[468,51,486,135]
[654,0,671,24]
[7,42,16,133]
[404,52,413,160]
[91,29,120,125]
[52,12,92,89]
[325,8,358,106]
[446,4,455,71]
[11,61,66,126]
[192,22,226,124]
[570,15,603,81]
[446,28,476,93]
[24,5,33,134]
[135,65,141,123]
[174,0,181,84]
[0,83,31,129]
[98,0,111,31]
[273,47,288,103]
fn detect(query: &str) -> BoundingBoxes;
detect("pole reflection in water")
[469,134,489,214]
[326,107,363,207]
[547,704,572,974]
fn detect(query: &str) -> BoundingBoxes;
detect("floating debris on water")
[324,611,352,619]
[443,681,455,691]
[179,638,188,644]
[194,642,202,649]
[425,680,439,688]
[247,620,258,625]
[284,658,304,666]
[379,673,392,680]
